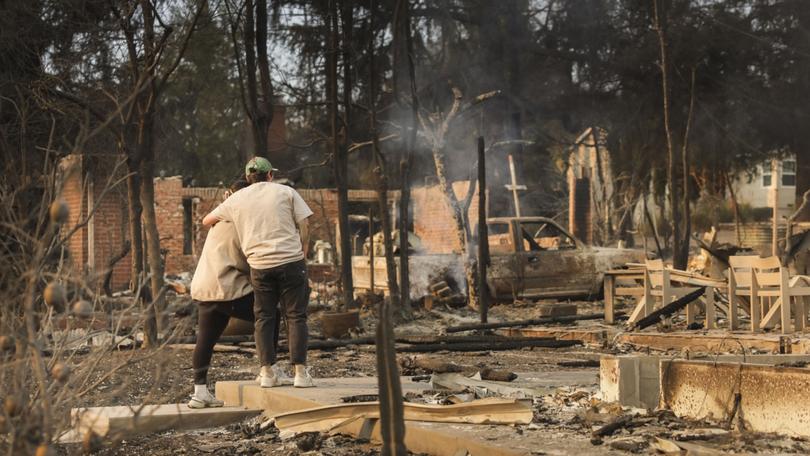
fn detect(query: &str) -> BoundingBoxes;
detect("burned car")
[484,217,644,300]
[352,216,644,300]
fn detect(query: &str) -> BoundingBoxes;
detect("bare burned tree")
[224,0,275,159]
[328,0,354,310]
[368,0,406,452]
[393,0,419,309]
[111,0,205,346]
[419,88,498,309]
[653,0,696,269]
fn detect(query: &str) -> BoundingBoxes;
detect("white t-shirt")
[190,221,252,301]
[209,182,313,270]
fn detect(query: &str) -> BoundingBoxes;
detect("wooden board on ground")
[216,377,531,456]
[71,404,261,438]
[273,398,532,434]
[615,331,804,354]
[497,327,612,346]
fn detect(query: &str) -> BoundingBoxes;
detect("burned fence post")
[368,206,375,294]
[478,136,490,324]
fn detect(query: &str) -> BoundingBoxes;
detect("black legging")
[192,293,281,385]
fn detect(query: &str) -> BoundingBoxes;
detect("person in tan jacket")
[188,178,288,408]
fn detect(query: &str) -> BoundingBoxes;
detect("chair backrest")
[753,256,783,288]
[728,255,759,288]
[645,259,666,289]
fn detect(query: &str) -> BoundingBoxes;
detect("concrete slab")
[660,360,810,438]
[71,404,261,438]
[217,377,534,456]
[615,331,804,353]
[601,354,810,409]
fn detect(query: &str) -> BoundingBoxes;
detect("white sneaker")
[293,367,315,388]
[256,364,292,388]
[272,364,294,386]
[188,392,224,409]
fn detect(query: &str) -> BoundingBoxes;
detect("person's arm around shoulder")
[291,189,314,258]
[202,198,233,227]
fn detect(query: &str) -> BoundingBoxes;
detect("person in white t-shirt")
[203,157,315,388]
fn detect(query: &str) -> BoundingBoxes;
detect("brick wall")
[61,156,443,291]
[412,181,479,254]
[59,154,132,291]
[60,155,87,273]
[90,175,130,291]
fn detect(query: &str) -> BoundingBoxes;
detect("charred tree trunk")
[477,137,490,323]
[369,1,406,453]
[393,0,417,309]
[431,154,478,307]
[124,149,156,343]
[241,0,274,156]
[424,88,479,308]
[328,0,353,310]
[138,1,165,344]
[367,0,400,307]
[654,0,685,269]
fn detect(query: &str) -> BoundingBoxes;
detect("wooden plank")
[71,404,261,438]
[628,296,647,324]
[643,269,653,317]
[761,297,782,329]
[272,398,533,434]
[616,331,796,353]
[604,274,615,324]
[216,379,529,456]
[498,327,609,345]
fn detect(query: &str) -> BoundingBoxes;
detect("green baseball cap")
[245,156,276,176]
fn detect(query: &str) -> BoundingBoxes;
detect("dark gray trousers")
[250,259,309,366]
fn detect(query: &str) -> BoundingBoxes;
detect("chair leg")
[797,297,807,332]
[780,269,792,334]
[750,270,760,332]
[728,273,737,330]
[705,287,715,330]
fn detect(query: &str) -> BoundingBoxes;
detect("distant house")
[732,156,797,219]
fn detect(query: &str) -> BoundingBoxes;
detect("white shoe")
[188,392,224,409]
[256,364,292,388]
[294,367,315,388]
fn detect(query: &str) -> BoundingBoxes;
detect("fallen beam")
[497,327,610,346]
[70,404,260,439]
[446,313,619,333]
[632,287,705,330]
[273,398,532,434]
[396,338,580,353]
[660,360,810,438]
[615,331,799,354]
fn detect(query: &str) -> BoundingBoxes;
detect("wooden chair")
[728,255,810,333]
[642,259,715,328]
